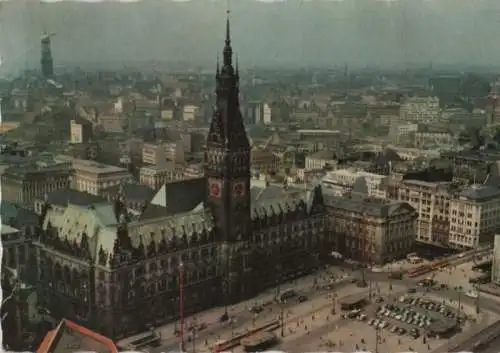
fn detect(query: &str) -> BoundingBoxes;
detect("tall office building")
[40,32,54,78]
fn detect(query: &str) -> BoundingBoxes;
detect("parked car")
[298,295,308,303]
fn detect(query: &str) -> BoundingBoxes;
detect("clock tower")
[205,12,251,244]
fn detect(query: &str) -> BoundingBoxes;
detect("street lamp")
[221,244,230,321]
[191,325,197,353]
[275,263,285,337]
[475,283,481,315]
[179,262,185,353]
[455,285,462,324]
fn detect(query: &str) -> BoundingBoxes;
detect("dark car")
[219,313,229,322]
[407,288,417,293]
[298,295,308,303]
[249,305,263,314]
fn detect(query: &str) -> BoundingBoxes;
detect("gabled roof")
[141,177,206,220]
[249,180,323,220]
[42,203,118,267]
[37,319,117,353]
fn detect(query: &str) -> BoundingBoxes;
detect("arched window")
[54,263,62,281]
[63,266,71,284]
[39,260,46,280]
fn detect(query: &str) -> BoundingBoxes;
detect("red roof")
[37,318,118,353]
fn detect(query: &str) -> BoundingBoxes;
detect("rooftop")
[56,156,128,174]
[1,224,19,235]
[44,189,107,207]
[324,194,415,219]
[459,184,500,201]
[37,319,118,353]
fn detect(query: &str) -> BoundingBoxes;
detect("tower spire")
[223,9,232,66]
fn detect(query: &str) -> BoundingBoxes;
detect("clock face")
[232,182,246,198]
[210,180,222,198]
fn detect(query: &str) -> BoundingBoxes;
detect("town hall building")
[31,16,329,339]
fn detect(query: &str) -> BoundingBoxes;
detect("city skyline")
[1,0,500,74]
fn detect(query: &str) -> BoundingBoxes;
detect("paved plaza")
[119,257,500,353]
[215,282,398,353]
[126,265,351,352]
[432,261,478,293]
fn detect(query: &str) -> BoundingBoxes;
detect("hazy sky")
[1,0,500,73]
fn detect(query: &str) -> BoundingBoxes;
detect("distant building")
[142,141,185,165]
[182,104,199,121]
[492,234,500,285]
[400,96,440,122]
[251,147,280,173]
[70,119,93,144]
[62,157,132,196]
[305,150,339,171]
[414,130,454,149]
[1,164,72,209]
[262,103,272,124]
[139,163,185,190]
[322,169,388,199]
[40,32,54,78]
[389,122,418,144]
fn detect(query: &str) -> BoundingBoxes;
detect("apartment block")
[394,179,500,249]
[142,141,185,165]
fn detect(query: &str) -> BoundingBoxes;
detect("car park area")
[338,293,469,353]
[372,295,461,338]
